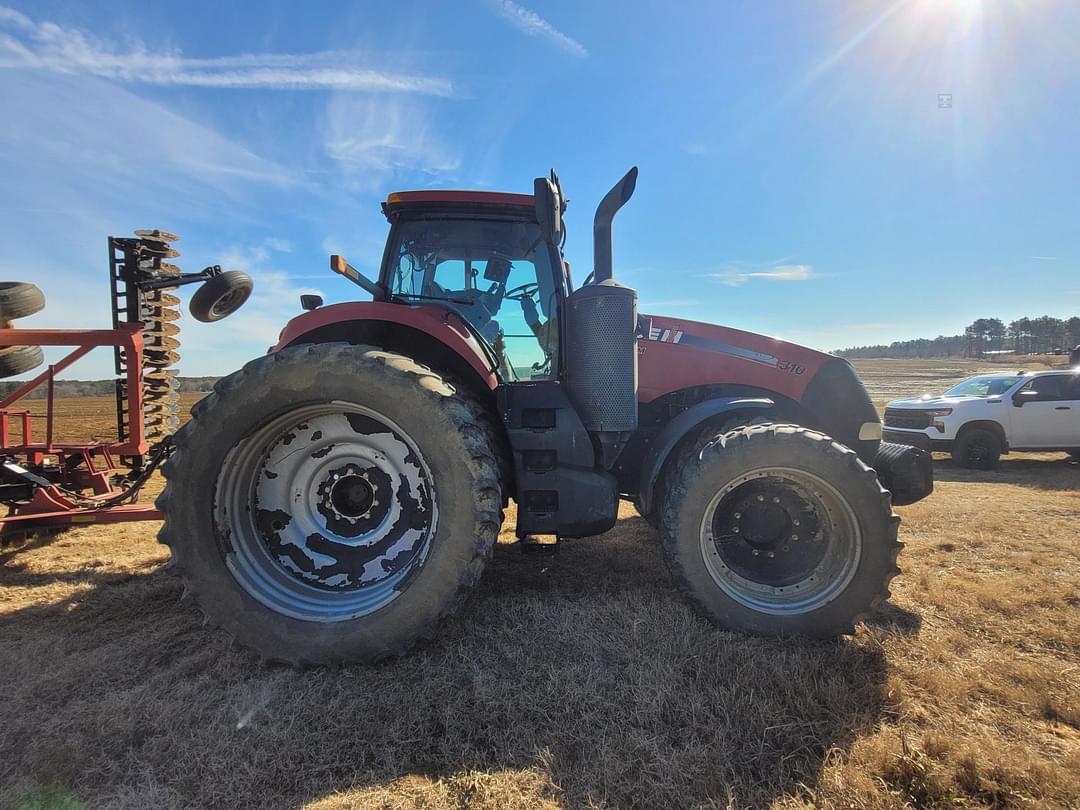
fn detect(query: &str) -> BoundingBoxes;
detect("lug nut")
[767,551,775,558]
[757,495,765,502]
[752,549,760,556]
[733,512,742,519]
[772,496,780,504]
[794,520,801,527]
[791,534,799,541]
[782,545,789,552]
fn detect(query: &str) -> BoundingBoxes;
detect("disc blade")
[135,229,180,243]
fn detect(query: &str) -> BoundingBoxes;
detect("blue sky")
[2,0,1078,377]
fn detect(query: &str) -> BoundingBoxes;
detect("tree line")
[839,315,1080,359]
[0,376,219,400]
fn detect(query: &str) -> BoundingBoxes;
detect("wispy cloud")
[710,262,817,287]
[492,0,587,57]
[0,6,453,94]
[1032,255,1062,261]
[322,95,461,185]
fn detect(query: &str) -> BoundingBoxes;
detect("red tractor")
[158,168,933,665]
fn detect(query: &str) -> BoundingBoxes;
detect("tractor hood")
[637,313,881,461]
[637,313,834,403]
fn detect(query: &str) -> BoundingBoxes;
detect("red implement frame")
[0,322,163,531]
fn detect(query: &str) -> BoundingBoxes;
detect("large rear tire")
[660,424,901,637]
[157,342,502,665]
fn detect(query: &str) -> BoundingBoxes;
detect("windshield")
[387,218,560,381]
[944,375,1024,397]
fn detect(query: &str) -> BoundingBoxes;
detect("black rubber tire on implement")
[952,427,1002,470]
[659,424,901,637]
[157,342,502,665]
[0,281,46,321]
[0,344,44,378]
[188,271,253,322]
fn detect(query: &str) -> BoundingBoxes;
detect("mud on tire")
[660,424,901,637]
[157,342,502,665]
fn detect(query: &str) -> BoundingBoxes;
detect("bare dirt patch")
[1,380,1077,808]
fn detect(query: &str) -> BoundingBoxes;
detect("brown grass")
[1,373,1078,809]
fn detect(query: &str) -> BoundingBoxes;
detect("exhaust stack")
[592,166,638,283]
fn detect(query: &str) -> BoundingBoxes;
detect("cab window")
[388,218,559,380]
[1017,375,1067,401]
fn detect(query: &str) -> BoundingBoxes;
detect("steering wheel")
[505,282,539,302]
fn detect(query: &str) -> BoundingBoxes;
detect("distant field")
[849,357,1057,407]
[1,366,1078,809]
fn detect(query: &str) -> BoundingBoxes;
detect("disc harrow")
[0,230,253,538]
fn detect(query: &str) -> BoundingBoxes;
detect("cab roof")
[385,190,534,207]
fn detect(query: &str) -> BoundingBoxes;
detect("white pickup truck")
[883,369,1080,469]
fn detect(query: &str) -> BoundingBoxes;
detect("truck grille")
[884,408,932,430]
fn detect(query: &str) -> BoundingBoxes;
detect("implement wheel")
[158,342,502,665]
[0,281,46,321]
[189,271,253,322]
[0,345,44,378]
[660,424,901,637]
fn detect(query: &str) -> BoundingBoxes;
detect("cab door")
[1009,374,1080,447]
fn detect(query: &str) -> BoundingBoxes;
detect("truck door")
[1009,374,1078,448]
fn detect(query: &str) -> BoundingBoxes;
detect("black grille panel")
[884,408,932,430]
[564,280,638,432]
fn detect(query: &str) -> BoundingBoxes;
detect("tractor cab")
[378,190,566,381]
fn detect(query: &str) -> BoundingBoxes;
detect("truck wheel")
[952,427,1001,470]
[0,281,46,321]
[659,424,901,637]
[157,342,502,665]
[0,344,44,378]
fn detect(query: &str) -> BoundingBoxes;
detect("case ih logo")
[645,319,684,344]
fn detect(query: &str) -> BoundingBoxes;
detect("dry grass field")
[1,360,1078,809]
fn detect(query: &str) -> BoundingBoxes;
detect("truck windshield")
[387,218,560,381]
[944,375,1024,397]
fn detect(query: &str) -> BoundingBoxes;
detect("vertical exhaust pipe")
[593,166,638,283]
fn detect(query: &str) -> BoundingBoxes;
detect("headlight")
[925,408,952,417]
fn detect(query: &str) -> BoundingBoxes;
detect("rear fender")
[638,396,774,515]
[272,302,498,391]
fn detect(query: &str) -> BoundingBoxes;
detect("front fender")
[638,396,774,515]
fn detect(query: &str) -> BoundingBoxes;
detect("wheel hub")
[327,471,375,518]
[701,467,860,614]
[217,405,439,620]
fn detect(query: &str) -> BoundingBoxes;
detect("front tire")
[952,427,1002,470]
[158,343,502,665]
[660,424,901,637]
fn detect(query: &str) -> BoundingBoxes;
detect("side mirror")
[300,294,323,311]
[533,169,564,246]
[330,254,382,298]
[1013,390,1038,407]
